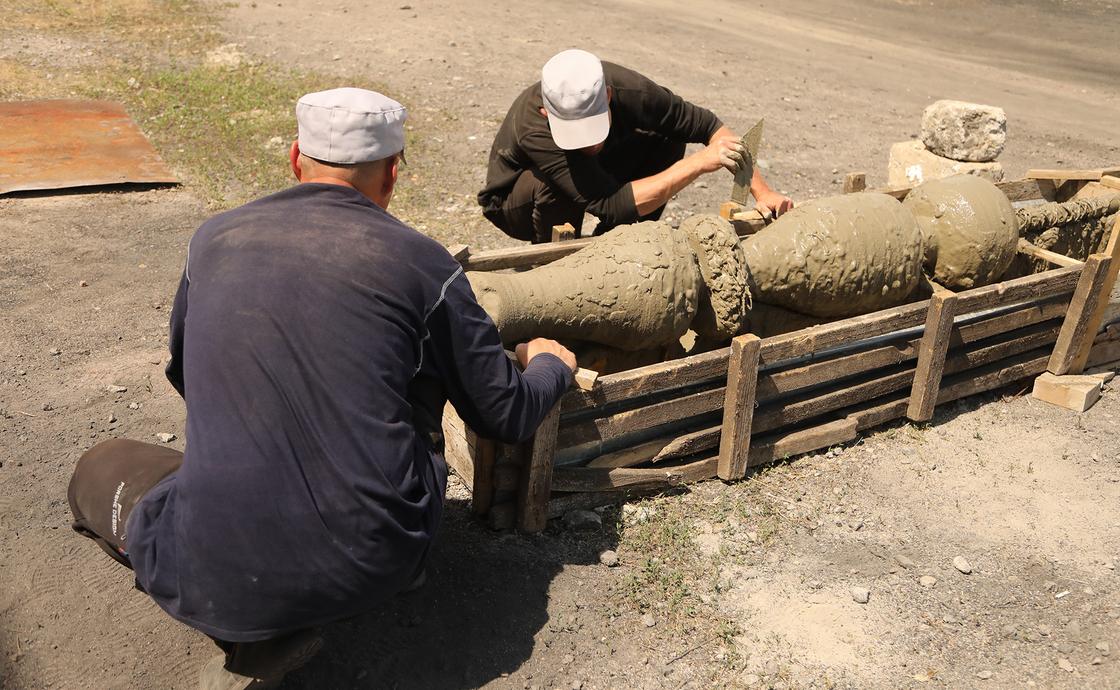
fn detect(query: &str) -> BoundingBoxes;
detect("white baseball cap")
[541,49,610,150]
[295,87,407,164]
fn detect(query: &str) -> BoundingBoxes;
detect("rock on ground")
[563,509,602,531]
[920,99,1007,162]
[888,140,1004,188]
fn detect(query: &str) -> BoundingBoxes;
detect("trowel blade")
[730,118,764,206]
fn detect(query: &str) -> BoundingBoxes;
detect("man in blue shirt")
[68,87,576,689]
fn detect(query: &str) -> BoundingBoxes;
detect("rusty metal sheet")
[0,99,177,195]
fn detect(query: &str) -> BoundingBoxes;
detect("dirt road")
[2,0,1119,688]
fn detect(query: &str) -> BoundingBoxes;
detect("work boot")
[198,628,324,690]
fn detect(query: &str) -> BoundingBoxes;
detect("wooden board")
[843,172,867,194]
[1067,214,1120,373]
[516,404,561,532]
[1027,168,1120,182]
[1017,239,1083,268]
[907,292,959,421]
[717,334,761,480]
[560,319,1063,467]
[1048,254,1112,375]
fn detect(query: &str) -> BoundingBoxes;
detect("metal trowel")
[729,118,764,208]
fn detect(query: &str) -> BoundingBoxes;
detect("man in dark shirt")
[67,87,576,689]
[478,49,793,243]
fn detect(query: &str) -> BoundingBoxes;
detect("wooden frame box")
[442,170,1120,532]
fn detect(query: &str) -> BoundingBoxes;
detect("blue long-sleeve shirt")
[127,183,571,642]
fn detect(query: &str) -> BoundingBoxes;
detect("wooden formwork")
[443,168,1120,532]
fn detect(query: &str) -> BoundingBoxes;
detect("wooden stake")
[907,291,959,421]
[843,172,866,194]
[717,334,762,481]
[1027,167,1120,182]
[516,403,561,532]
[1017,238,1083,268]
[1067,214,1120,373]
[551,223,577,243]
[446,244,470,262]
[1048,254,1113,375]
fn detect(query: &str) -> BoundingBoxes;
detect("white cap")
[295,87,407,164]
[541,49,610,150]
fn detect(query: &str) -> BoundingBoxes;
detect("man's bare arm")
[631,131,744,216]
[630,125,792,218]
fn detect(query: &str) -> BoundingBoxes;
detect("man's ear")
[290,141,303,181]
[380,154,400,205]
[538,106,548,119]
[606,85,612,102]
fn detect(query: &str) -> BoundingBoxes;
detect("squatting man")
[67,87,578,688]
[479,48,793,243]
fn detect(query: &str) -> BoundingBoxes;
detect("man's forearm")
[631,157,705,216]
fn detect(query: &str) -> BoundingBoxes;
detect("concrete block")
[921,100,1007,162]
[888,140,1004,188]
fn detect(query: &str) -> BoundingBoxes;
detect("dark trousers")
[485,135,687,244]
[67,438,317,677]
[68,438,182,568]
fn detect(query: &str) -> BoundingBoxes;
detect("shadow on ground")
[280,499,620,689]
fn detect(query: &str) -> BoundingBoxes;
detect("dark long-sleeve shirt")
[478,62,723,228]
[127,183,572,642]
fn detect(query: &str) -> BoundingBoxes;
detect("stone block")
[888,140,1004,188]
[920,100,1007,162]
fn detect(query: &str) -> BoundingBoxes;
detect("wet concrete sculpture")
[466,175,1116,352]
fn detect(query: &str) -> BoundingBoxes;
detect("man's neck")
[302,176,356,190]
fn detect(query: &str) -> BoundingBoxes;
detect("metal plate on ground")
[0,99,177,195]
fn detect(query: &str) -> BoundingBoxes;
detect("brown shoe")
[198,629,323,690]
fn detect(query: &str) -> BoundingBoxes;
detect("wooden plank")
[487,502,516,530]
[516,404,561,532]
[999,178,1057,203]
[719,200,742,220]
[446,244,470,262]
[1068,214,1120,373]
[717,334,762,480]
[1017,238,1083,268]
[463,239,592,271]
[1048,254,1113,375]
[1027,167,1120,182]
[843,172,867,194]
[750,417,859,467]
[442,406,475,489]
[561,347,729,414]
[566,321,1064,466]
[553,417,860,493]
[551,223,577,243]
[756,296,1067,398]
[952,265,1082,314]
[470,436,497,515]
[552,457,719,493]
[1101,175,1120,192]
[557,308,1069,455]
[907,292,959,421]
[573,367,599,392]
[493,462,519,492]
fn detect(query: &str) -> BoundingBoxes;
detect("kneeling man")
[68,87,576,688]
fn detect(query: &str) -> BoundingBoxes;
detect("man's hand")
[516,338,577,372]
[753,189,794,219]
[694,135,746,174]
